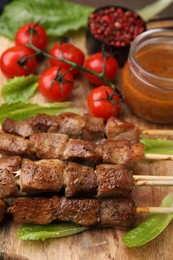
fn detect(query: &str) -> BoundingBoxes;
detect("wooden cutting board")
[0,29,173,260]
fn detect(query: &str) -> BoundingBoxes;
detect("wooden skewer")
[136,207,173,214]
[142,129,173,136]
[6,206,173,215]
[135,180,173,186]
[134,175,173,180]
[144,153,173,160]
[134,175,173,186]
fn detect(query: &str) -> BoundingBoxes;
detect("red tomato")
[15,22,48,51]
[49,42,85,75]
[87,85,120,121]
[85,52,118,85]
[39,66,74,102]
[0,45,37,78]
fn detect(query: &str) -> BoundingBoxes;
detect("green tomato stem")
[27,42,123,100]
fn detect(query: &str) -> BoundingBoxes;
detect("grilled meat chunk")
[0,132,30,156]
[29,133,68,159]
[0,199,7,222]
[100,197,136,229]
[0,169,17,198]
[100,140,144,165]
[95,164,133,197]
[64,162,97,197]
[56,112,85,138]
[29,114,58,133]
[82,114,104,141]
[2,118,34,138]
[63,139,102,164]
[0,156,21,172]
[20,159,64,193]
[13,196,60,224]
[105,117,140,142]
[56,197,100,227]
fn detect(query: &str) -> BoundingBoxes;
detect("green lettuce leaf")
[141,138,173,155]
[17,222,86,240]
[0,101,78,123]
[1,75,38,103]
[0,0,93,40]
[122,192,173,247]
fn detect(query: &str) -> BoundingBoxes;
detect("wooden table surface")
[0,1,173,260]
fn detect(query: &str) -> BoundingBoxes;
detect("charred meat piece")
[95,164,133,197]
[0,169,17,198]
[0,199,7,222]
[0,156,21,172]
[0,132,30,156]
[56,112,85,138]
[100,197,136,229]
[82,114,105,141]
[13,196,60,224]
[56,197,100,227]
[29,133,69,159]
[2,118,34,138]
[105,117,140,142]
[12,196,136,229]
[64,162,97,197]
[63,139,102,164]
[28,113,58,133]
[20,159,64,193]
[100,140,144,165]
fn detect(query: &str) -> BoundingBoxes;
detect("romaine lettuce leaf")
[1,75,38,103]
[141,138,173,155]
[17,222,86,240]
[0,0,93,39]
[0,101,78,123]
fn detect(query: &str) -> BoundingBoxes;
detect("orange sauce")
[122,47,173,123]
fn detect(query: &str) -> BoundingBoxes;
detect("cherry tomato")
[39,66,74,102]
[87,85,120,121]
[85,52,118,85]
[0,45,37,78]
[49,42,85,75]
[15,22,48,51]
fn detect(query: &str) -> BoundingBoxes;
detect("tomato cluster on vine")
[0,22,121,120]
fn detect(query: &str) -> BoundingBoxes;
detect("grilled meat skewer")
[2,112,140,142]
[1,196,136,229]
[0,132,144,165]
[2,113,105,141]
[0,157,133,199]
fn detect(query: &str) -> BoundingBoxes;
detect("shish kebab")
[0,196,172,229]
[1,156,173,199]
[3,112,173,142]
[0,132,144,166]
[2,113,173,161]
[1,112,142,142]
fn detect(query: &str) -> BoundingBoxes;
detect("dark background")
[0,0,173,17]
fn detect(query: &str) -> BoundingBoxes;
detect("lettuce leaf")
[0,0,93,39]
[0,101,78,123]
[1,75,38,103]
[17,222,86,240]
[141,138,173,155]
[122,192,173,247]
